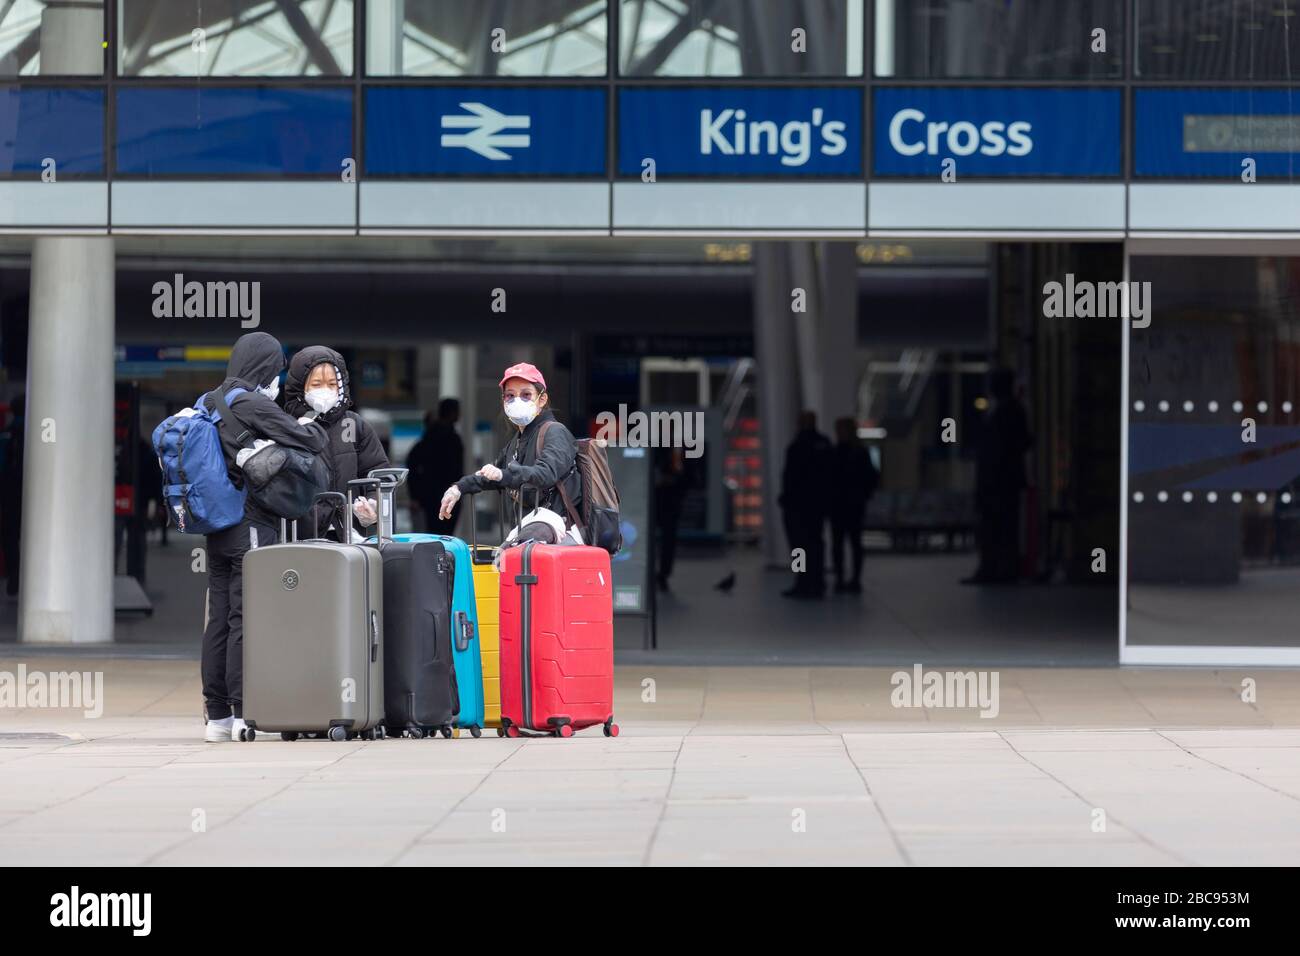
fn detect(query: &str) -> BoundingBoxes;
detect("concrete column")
[19,3,114,643]
[815,241,860,424]
[415,343,440,412]
[440,343,477,430]
[753,243,801,566]
[39,1,102,74]
[21,238,116,643]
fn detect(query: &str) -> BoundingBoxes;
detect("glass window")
[875,0,1122,79]
[1127,254,1300,650]
[0,86,104,173]
[1138,0,1300,80]
[0,1,105,76]
[115,87,353,175]
[619,0,863,76]
[366,0,606,77]
[118,0,354,77]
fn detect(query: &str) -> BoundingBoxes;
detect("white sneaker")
[204,716,235,742]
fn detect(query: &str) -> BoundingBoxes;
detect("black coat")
[283,345,390,540]
[202,332,327,526]
[780,427,832,520]
[457,409,582,523]
[407,421,464,509]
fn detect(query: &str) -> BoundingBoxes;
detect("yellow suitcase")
[470,545,501,728]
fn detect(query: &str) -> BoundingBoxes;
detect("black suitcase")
[350,476,459,739]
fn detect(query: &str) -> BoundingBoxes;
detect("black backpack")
[214,390,328,520]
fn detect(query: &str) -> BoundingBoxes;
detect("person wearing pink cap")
[438,363,584,544]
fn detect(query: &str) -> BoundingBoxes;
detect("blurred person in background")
[829,417,879,595]
[407,398,464,534]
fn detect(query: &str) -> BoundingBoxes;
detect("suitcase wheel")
[280,732,299,742]
[603,721,619,738]
[451,728,461,739]
[440,726,454,739]
[406,726,426,739]
[505,725,520,739]
[327,726,348,743]
[557,724,574,739]
[496,727,506,738]
[469,726,483,739]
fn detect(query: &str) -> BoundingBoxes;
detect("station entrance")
[0,235,1123,664]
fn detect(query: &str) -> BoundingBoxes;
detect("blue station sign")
[617,87,863,177]
[365,86,607,176]
[873,87,1122,177]
[1135,89,1300,178]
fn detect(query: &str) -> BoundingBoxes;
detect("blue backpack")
[152,388,248,534]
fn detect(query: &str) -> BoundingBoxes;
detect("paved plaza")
[2,656,1298,866]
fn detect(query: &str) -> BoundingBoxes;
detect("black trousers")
[976,492,1022,582]
[421,498,461,537]
[656,497,683,581]
[784,509,826,594]
[202,516,278,720]
[831,513,865,585]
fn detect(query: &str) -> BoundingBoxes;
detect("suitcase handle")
[276,489,345,541]
[468,490,507,563]
[348,477,395,541]
[455,611,474,653]
[370,610,379,663]
[367,467,409,488]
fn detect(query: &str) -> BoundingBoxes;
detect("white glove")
[353,497,378,526]
[438,484,462,520]
[477,463,503,482]
[235,438,274,469]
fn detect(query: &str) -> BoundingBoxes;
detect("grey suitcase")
[242,493,384,742]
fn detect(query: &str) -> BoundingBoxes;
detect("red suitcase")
[498,541,618,738]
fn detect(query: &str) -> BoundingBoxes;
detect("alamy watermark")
[594,404,704,459]
[152,273,260,328]
[50,886,150,936]
[890,664,1000,719]
[1042,273,1151,329]
[0,665,104,718]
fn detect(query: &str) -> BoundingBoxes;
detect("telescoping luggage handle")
[467,489,509,564]
[279,491,347,542]
[348,477,395,542]
[364,467,409,540]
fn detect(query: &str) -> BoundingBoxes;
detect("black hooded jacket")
[201,332,327,527]
[283,345,389,540]
[456,408,582,524]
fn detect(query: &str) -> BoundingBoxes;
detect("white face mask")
[504,397,539,427]
[258,379,280,401]
[305,387,339,414]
